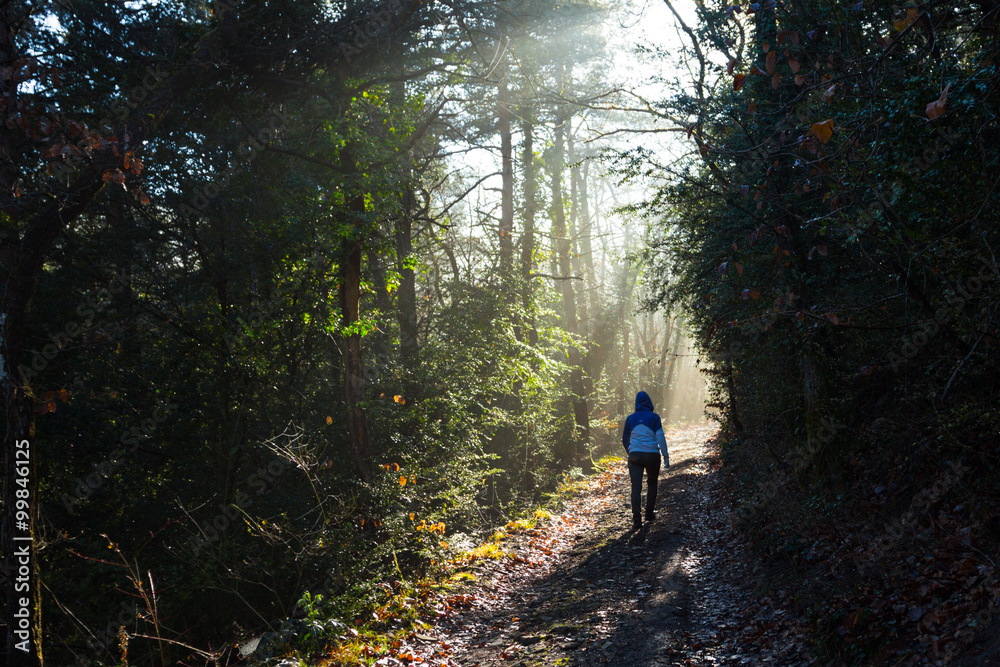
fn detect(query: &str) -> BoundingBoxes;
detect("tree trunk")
[656,316,674,410]
[340,143,372,482]
[550,73,589,467]
[614,260,637,418]
[578,160,600,320]
[395,206,417,369]
[660,325,683,423]
[339,239,371,483]
[568,135,587,327]
[519,115,538,346]
[390,71,418,369]
[498,65,514,277]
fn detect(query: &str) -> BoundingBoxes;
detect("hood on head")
[635,391,654,412]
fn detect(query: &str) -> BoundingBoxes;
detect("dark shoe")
[645,511,656,523]
[632,516,642,530]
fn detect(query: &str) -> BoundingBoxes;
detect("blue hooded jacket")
[622,391,669,463]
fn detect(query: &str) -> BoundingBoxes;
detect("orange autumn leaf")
[812,119,834,143]
[926,84,950,120]
[102,168,125,185]
[399,475,407,486]
[734,73,747,91]
[325,416,333,425]
[766,50,777,74]
[893,7,919,32]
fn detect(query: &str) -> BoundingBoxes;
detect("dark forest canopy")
[0,0,997,664]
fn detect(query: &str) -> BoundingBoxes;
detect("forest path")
[424,422,816,667]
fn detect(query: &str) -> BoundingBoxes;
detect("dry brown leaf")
[812,119,834,143]
[926,84,950,120]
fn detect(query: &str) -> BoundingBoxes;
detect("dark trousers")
[628,451,661,520]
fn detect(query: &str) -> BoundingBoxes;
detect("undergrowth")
[239,467,604,666]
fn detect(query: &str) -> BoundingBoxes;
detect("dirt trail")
[417,422,816,667]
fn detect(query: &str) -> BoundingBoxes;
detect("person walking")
[622,391,670,530]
